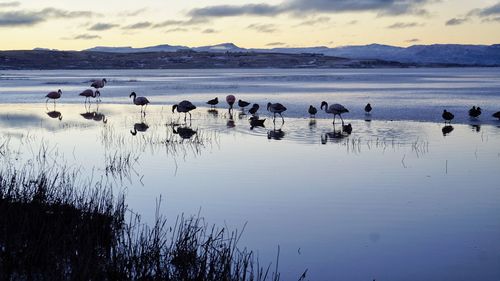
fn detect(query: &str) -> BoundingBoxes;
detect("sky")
[0,0,499,50]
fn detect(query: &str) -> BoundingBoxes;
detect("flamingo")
[249,104,260,116]
[172,100,196,121]
[129,92,150,115]
[320,101,349,125]
[46,89,62,106]
[79,89,100,103]
[493,111,500,120]
[226,95,236,110]
[267,102,287,123]
[308,105,317,118]
[442,110,454,123]
[207,97,218,108]
[91,78,107,90]
[365,103,372,114]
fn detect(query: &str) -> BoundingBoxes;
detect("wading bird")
[308,105,317,118]
[129,92,150,115]
[492,111,500,120]
[172,100,196,121]
[226,95,236,110]
[267,102,287,123]
[365,103,372,114]
[469,106,482,118]
[79,89,100,103]
[248,104,260,116]
[207,97,218,108]
[91,78,107,90]
[46,89,62,106]
[442,110,454,123]
[320,101,349,125]
[238,99,250,111]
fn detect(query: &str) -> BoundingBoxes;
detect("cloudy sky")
[0,0,499,50]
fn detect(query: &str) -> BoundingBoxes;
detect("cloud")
[477,2,500,17]
[0,1,19,8]
[298,16,330,26]
[118,8,147,17]
[88,23,119,31]
[387,22,421,28]
[445,17,468,26]
[202,28,218,33]
[266,42,286,46]
[187,0,432,21]
[153,17,207,28]
[0,8,96,27]
[405,38,420,43]
[247,23,277,33]
[165,27,188,33]
[122,21,152,29]
[63,34,101,40]
[188,4,281,18]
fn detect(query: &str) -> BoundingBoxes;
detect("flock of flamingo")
[45,78,500,135]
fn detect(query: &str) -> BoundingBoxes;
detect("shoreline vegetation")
[0,146,291,280]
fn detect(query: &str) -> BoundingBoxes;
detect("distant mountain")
[83,43,500,66]
[85,44,189,53]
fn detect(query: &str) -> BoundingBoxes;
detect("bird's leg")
[280,113,284,123]
[333,115,336,125]
[184,113,187,122]
[340,115,344,126]
[189,112,192,121]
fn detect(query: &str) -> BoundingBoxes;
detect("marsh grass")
[0,146,285,281]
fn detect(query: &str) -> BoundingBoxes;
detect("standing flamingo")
[129,92,150,115]
[226,95,236,110]
[91,78,107,90]
[46,89,62,106]
[79,89,100,103]
[172,100,196,121]
[267,102,287,123]
[320,101,349,125]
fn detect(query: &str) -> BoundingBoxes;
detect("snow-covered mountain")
[82,43,500,66]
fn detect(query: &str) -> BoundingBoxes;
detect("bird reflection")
[442,125,454,136]
[267,123,285,140]
[80,110,94,120]
[309,119,316,128]
[130,117,149,136]
[207,109,219,118]
[249,115,265,130]
[470,124,481,132]
[93,112,107,124]
[227,112,235,128]
[173,125,197,140]
[46,110,62,121]
[321,124,351,144]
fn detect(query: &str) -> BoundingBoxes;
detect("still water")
[0,101,499,281]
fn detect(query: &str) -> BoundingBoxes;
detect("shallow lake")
[1,68,500,281]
